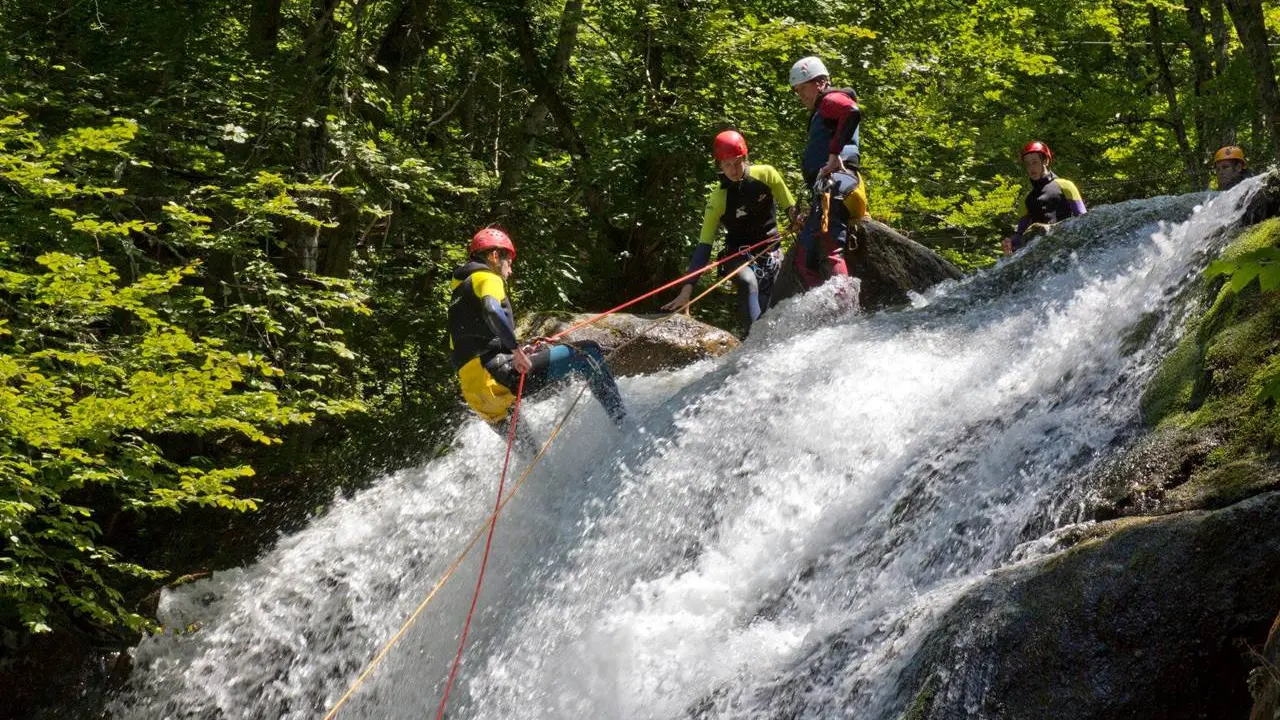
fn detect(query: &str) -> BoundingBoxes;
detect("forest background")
[1,0,1279,674]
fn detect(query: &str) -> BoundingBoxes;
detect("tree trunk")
[495,0,584,210]
[249,0,283,59]
[1185,0,1217,164]
[372,0,447,92]
[1148,4,1201,187]
[1207,0,1232,77]
[1224,0,1280,162]
[290,0,344,275]
[506,0,614,236]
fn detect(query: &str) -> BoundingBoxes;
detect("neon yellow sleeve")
[699,187,727,249]
[753,164,796,210]
[1057,179,1083,202]
[471,270,507,302]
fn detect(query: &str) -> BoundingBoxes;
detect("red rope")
[547,235,779,342]
[435,372,526,720]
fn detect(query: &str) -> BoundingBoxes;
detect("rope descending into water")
[320,237,787,720]
[435,372,525,720]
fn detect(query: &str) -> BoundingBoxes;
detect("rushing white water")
[111,179,1264,720]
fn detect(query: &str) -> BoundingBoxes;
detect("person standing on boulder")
[661,130,796,334]
[1003,140,1087,255]
[448,227,627,429]
[786,55,869,291]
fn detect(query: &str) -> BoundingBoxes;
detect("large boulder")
[519,311,739,376]
[889,202,1280,720]
[892,490,1280,720]
[770,219,964,310]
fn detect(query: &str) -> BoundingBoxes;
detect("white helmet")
[789,56,829,87]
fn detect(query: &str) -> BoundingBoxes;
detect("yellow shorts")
[457,357,515,423]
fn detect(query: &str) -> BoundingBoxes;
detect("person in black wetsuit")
[1003,140,1087,255]
[661,130,796,334]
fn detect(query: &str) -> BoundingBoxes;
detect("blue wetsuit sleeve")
[482,295,519,351]
[684,243,713,286]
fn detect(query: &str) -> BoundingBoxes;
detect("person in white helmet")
[786,55,868,292]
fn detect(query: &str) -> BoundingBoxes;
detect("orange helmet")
[713,130,749,162]
[1021,140,1053,162]
[1212,146,1246,166]
[470,228,515,259]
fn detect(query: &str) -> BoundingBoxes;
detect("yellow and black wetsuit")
[447,261,628,426]
[1011,171,1087,251]
[448,261,520,422]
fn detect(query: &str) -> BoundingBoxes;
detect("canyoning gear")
[713,130,749,162]
[790,56,829,87]
[470,227,516,260]
[1010,170,1087,251]
[1020,140,1053,162]
[792,172,862,289]
[448,258,627,425]
[802,88,862,185]
[449,262,520,421]
[486,341,626,426]
[677,162,795,332]
[1213,145,1247,165]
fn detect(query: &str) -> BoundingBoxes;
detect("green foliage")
[1206,246,1280,295]
[0,111,368,634]
[0,0,1275,652]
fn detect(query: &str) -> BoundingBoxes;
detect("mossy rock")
[519,311,739,376]
[1161,459,1280,513]
[888,492,1280,720]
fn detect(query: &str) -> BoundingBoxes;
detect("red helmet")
[470,227,515,260]
[713,130,749,162]
[1021,140,1053,162]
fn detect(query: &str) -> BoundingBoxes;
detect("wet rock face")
[894,491,1280,720]
[519,311,740,376]
[1089,427,1225,520]
[1249,611,1280,720]
[770,219,964,311]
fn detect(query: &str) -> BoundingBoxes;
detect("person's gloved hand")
[512,346,532,375]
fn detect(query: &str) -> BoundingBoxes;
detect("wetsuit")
[684,163,795,332]
[1219,167,1253,191]
[448,262,626,425]
[794,87,870,290]
[1010,171,1087,251]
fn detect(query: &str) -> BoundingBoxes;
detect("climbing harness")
[321,237,786,720]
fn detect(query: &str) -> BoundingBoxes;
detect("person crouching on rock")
[447,228,628,432]
[661,130,796,335]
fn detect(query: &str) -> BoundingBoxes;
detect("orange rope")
[320,238,782,718]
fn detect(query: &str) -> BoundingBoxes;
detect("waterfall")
[110,179,1263,720]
